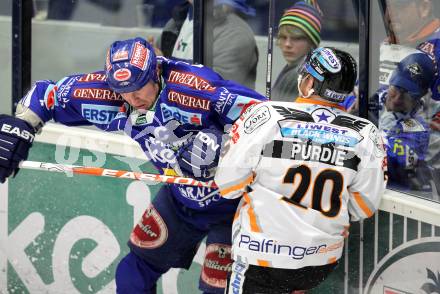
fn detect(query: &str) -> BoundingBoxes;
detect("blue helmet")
[105,37,158,93]
[389,52,437,99]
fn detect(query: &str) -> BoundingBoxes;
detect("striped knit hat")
[278,1,323,47]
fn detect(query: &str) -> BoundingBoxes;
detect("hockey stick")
[265,0,276,99]
[19,160,218,189]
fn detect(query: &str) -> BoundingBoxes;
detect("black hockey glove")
[0,115,35,183]
[177,128,225,180]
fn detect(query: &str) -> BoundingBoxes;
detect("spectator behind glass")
[142,0,183,27]
[384,0,439,47]
[47,0,121,20]
[379,0,440,91]
[271,0,323,102]
[158,0,258,90]
[378,52,438,192]
[378,0,440,192]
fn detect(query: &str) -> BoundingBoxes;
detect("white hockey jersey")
[215,99,387,269]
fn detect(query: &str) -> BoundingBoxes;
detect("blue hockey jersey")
[18,56,267,213]
[380,106,430,190]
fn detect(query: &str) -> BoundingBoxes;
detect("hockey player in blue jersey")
[378,52,437,190]
[0,37,267,293]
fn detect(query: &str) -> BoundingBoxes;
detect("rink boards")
[1,124,440,294]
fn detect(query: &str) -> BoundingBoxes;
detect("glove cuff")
[15,105,44,133]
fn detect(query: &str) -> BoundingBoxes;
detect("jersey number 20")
[282,164,343,218]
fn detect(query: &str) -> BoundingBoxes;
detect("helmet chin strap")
[297,75,315,98]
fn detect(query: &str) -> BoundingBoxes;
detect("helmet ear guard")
[297,47,357,103]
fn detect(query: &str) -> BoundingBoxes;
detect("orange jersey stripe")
[352,191,373,217]
[257,260,270,267]
[234,201,248,221]
[219,174,254,197]
[295,97,346,111]
[243,192,262,233]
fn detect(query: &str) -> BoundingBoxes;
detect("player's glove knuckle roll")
[177,128,223,179]
[0,114,35,183]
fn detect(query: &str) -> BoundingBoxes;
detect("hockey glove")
[177,128,225,180]
[0,115,36,183]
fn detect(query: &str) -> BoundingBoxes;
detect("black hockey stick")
[265,0,276,100]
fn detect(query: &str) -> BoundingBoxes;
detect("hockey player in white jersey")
[215,47,388,293]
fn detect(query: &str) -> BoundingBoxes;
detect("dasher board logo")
[2,153,205,294]
[365,237,440,294]
[201,243,232,288]
[130,205,168,249]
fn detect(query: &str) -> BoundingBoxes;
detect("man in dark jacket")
[158,0,258,90]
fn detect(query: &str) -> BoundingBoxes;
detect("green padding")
[6,142,200,293]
